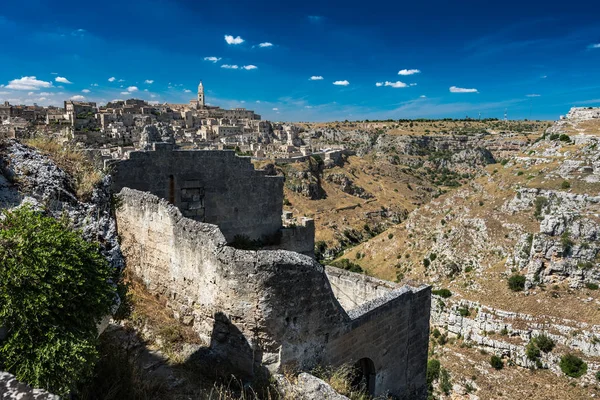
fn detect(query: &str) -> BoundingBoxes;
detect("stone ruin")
[108,144,431,398]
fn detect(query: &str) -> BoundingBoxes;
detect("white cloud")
[120,91,130,95]
[150,94,157,98]
[203,56,222,63]
[588,43,600,49]
[333,80,350,86]
[309,76,324,80]
[127,86,138,92]
[272,108,279,111]
[118,79,125,82]
[91,83,98,87]
[242,65,258,70]
[449,86,478,93]
[409,83,417,86]
[256,100,261,103]
[398,69,421,76]
[108,77,116,82]
[6,76,52,90]
[526,94,541,97]
[376,81,408,88]
[144,79,154,84]
[221,64,239,69]
[27,92,34,96]
[420,95,427,98]
[224,35,244,45]
[50,72,58,75]
[70,95,85,101]
[305,105,313,109]
[39,92,52,96]
[184,89,191,93]
[541,75,548,79]
[144,89,149,92]
[82,89,90,93]
[259,42,273,48]
[55,76,72,84]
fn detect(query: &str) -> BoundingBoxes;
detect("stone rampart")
[116,188,430,398]
[109,144,284,242]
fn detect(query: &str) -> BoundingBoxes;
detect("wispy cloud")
[120,92,130,95]
[70,95,85,101]
[184,89,191,93]
[309,76,324,80]
[203,56,222,63]
[225,35,244,45]
[398,69,421,76]
[333,80,349,86]
[144,79,154,84]
[91,83,98,87]
[55,76,72,84]
[258,42,273,48]
[108,77,116,82]
[449,86,478,93]
[587,43,600,49]
[221,64,239,69]
[376,81,408,88]
[242,65,258,70]
[127,86,138,92]
[526,94,541,97]
[81,89,90,93]
[6,76,52,90]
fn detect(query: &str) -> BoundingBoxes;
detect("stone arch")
[352,357,376,395]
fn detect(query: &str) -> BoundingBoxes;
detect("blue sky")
[1,0,599,121]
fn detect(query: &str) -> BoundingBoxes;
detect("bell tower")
[197,81,205,109]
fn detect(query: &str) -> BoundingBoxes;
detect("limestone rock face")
[0,371,59,400]
[273,373,350,400]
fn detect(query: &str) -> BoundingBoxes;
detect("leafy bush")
[426,359,441,388]
[596,371,600,381]
[560,180,571,189]
[508,274,526,291]
[458,306,470,317]
[330,259,363,273]
[585,282,599,290]
[490,355,504,370]
[388,233,394,240]
[423,258,431,268]
[526,341,541,361]
[432,288,452,298]
[0,207,116,394]
[429,253,437,261]
[561,231,574,254]
[559,354,587,378]
[534,196,549,220]
[559,134,571,143]
[440,368,452,395]
[533,334,556,353]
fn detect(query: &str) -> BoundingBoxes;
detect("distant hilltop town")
[0,81,346,161]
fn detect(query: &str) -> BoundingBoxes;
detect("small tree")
[533,334,555,353]
[0,207,116,394]
[508,274,526,291]
[490,355,504,370]
[559,354,587,378]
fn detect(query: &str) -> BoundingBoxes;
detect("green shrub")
[423,258,431,268]
[440,368,451,395]
[596,371,600,381]
[508,274,526,291]
[534,196,549,220]
[533,334,556,353]
[585,282,599,290]
[458,306,470,317]
[561,180,571,189]
[559,134,571,143]
[0,207,116,394]
[559,354,587,378]
[388,233,394,240]
[330,259,363,273]
[526,341,541,361]
[429,253,437,261]
[432,288,452,298]
[561,231,574,254]
[426,359,441,387]
[490,355,503,370]
[432,328,441,338]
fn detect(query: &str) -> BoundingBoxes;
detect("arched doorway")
[351,358,376,395]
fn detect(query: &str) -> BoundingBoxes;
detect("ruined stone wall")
[110,144,284,242]
[324,268,431,399]
[116,188,430,398]
[115,188,344,375]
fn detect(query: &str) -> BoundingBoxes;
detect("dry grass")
[26,137,104,201]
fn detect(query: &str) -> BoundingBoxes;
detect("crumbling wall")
[116,188,430,398]
[110,144,284,242]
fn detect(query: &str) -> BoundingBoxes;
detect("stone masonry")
[115,188,431,398]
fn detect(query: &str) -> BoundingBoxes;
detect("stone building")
[109,144,431,398]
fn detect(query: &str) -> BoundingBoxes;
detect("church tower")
[197,81,205,108]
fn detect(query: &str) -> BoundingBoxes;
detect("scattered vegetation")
[533,334,556,353]
[0,207,116,394]
[330,258,364,273]
[431,288,452,298]
[26,138,104,201]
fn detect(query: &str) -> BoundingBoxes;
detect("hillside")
[337,108,600,399]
